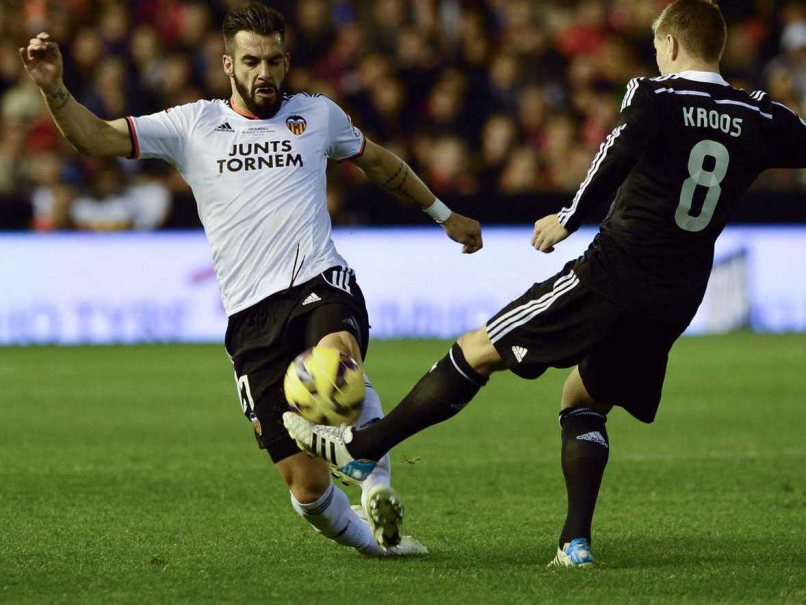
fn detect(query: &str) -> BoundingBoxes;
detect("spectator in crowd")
[70,159,170,231]
[3,0,806,230]
[29,151,75,231]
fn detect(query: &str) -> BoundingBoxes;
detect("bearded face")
[224,31,289,119]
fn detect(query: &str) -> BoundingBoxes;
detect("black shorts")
[486,267,685,423]
[224,267,370,463]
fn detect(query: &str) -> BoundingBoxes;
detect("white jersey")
[127,93,365,315]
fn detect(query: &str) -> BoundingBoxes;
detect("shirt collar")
[675,70,730,86]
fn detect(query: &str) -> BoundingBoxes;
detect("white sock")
[356,378,392,510]
[290,480,382,555]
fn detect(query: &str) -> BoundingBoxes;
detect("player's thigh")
[578,315,683,423]
[304,306,364,363]
[485,267,624,380]
[561,367,613,414]
[457,326,506,376]
[225,296,307,464]
[290,268,371,362]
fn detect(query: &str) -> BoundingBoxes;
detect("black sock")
[558,407,610,547]
[348,343,488,461]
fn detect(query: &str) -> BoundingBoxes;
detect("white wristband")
[423,199,452,224]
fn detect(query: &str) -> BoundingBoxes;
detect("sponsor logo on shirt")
[217,140,304,174]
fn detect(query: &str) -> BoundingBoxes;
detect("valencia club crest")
[286,115,307,135]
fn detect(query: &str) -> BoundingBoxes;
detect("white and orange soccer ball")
[284,346,365,426]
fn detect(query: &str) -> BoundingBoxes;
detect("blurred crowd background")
[1,0,805,230]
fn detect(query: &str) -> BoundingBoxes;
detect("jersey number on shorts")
[235,372,255,413]
[675,139,730,233]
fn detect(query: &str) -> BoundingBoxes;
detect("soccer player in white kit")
[20,3,482,557]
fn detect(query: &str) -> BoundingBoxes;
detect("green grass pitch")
[1,334,805,605]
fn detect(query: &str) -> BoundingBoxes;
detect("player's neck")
[230,94,261,120]
[667,60,721,76]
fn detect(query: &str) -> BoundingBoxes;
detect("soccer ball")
[284,346,365,426]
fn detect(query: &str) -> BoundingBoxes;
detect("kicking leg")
[348,326,503,460]
[316,329,402,548]
[285,326,504,467]
[283,326,503,478]
[550,367,612,568]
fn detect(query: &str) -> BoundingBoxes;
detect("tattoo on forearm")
[50,87,70,109]
[381,161,406,189]
[380,160,419,204]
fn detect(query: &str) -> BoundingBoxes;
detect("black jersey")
[560,71,806,328]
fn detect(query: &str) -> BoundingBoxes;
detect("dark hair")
[653,0,727,63]
[223,2,286,54]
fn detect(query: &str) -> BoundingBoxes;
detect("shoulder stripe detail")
[771,101,806,125]
[621,78,643,111]
[654,88,711,97]
[750,91,767,101]
[772,100,797,115]
[651,74,679,82]
[487,272,580,344]
[557,124,627,228]
[654,88,775,119]
[713,99,772,119]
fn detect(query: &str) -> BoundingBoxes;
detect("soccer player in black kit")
[285,0,805,566]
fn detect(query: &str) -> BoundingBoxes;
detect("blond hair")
[653,0,727,63]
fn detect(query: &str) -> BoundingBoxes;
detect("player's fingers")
[37,32,51,40]
[18,47,31,66]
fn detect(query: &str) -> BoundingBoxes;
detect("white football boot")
[363,484,404,548]
[547,538,595,568]
[380,536,428,557]
[283,412,377,484]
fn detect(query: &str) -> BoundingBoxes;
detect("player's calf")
[558,406,610,548]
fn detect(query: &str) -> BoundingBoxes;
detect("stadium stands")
[1,0,805,230]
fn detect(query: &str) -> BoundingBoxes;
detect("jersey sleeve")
[558,78,661,233]
[762,99,806,169]
[128,103,197,168]
[323,97,366,161]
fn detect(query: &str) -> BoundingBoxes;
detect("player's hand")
[19,33,64,95]
[531,214,569,253]
[441,213,483,254]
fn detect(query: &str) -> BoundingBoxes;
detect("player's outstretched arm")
[351,140,482,254]
[531,214,570,254]
[19,33,132,158]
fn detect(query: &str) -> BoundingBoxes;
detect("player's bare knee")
[457,327,504,377]
[561,368,611,415]
[316,331,363,364]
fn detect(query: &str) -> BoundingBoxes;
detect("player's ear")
[223,54,234,78]
[284,52,290,72]
[667,34,679,62]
